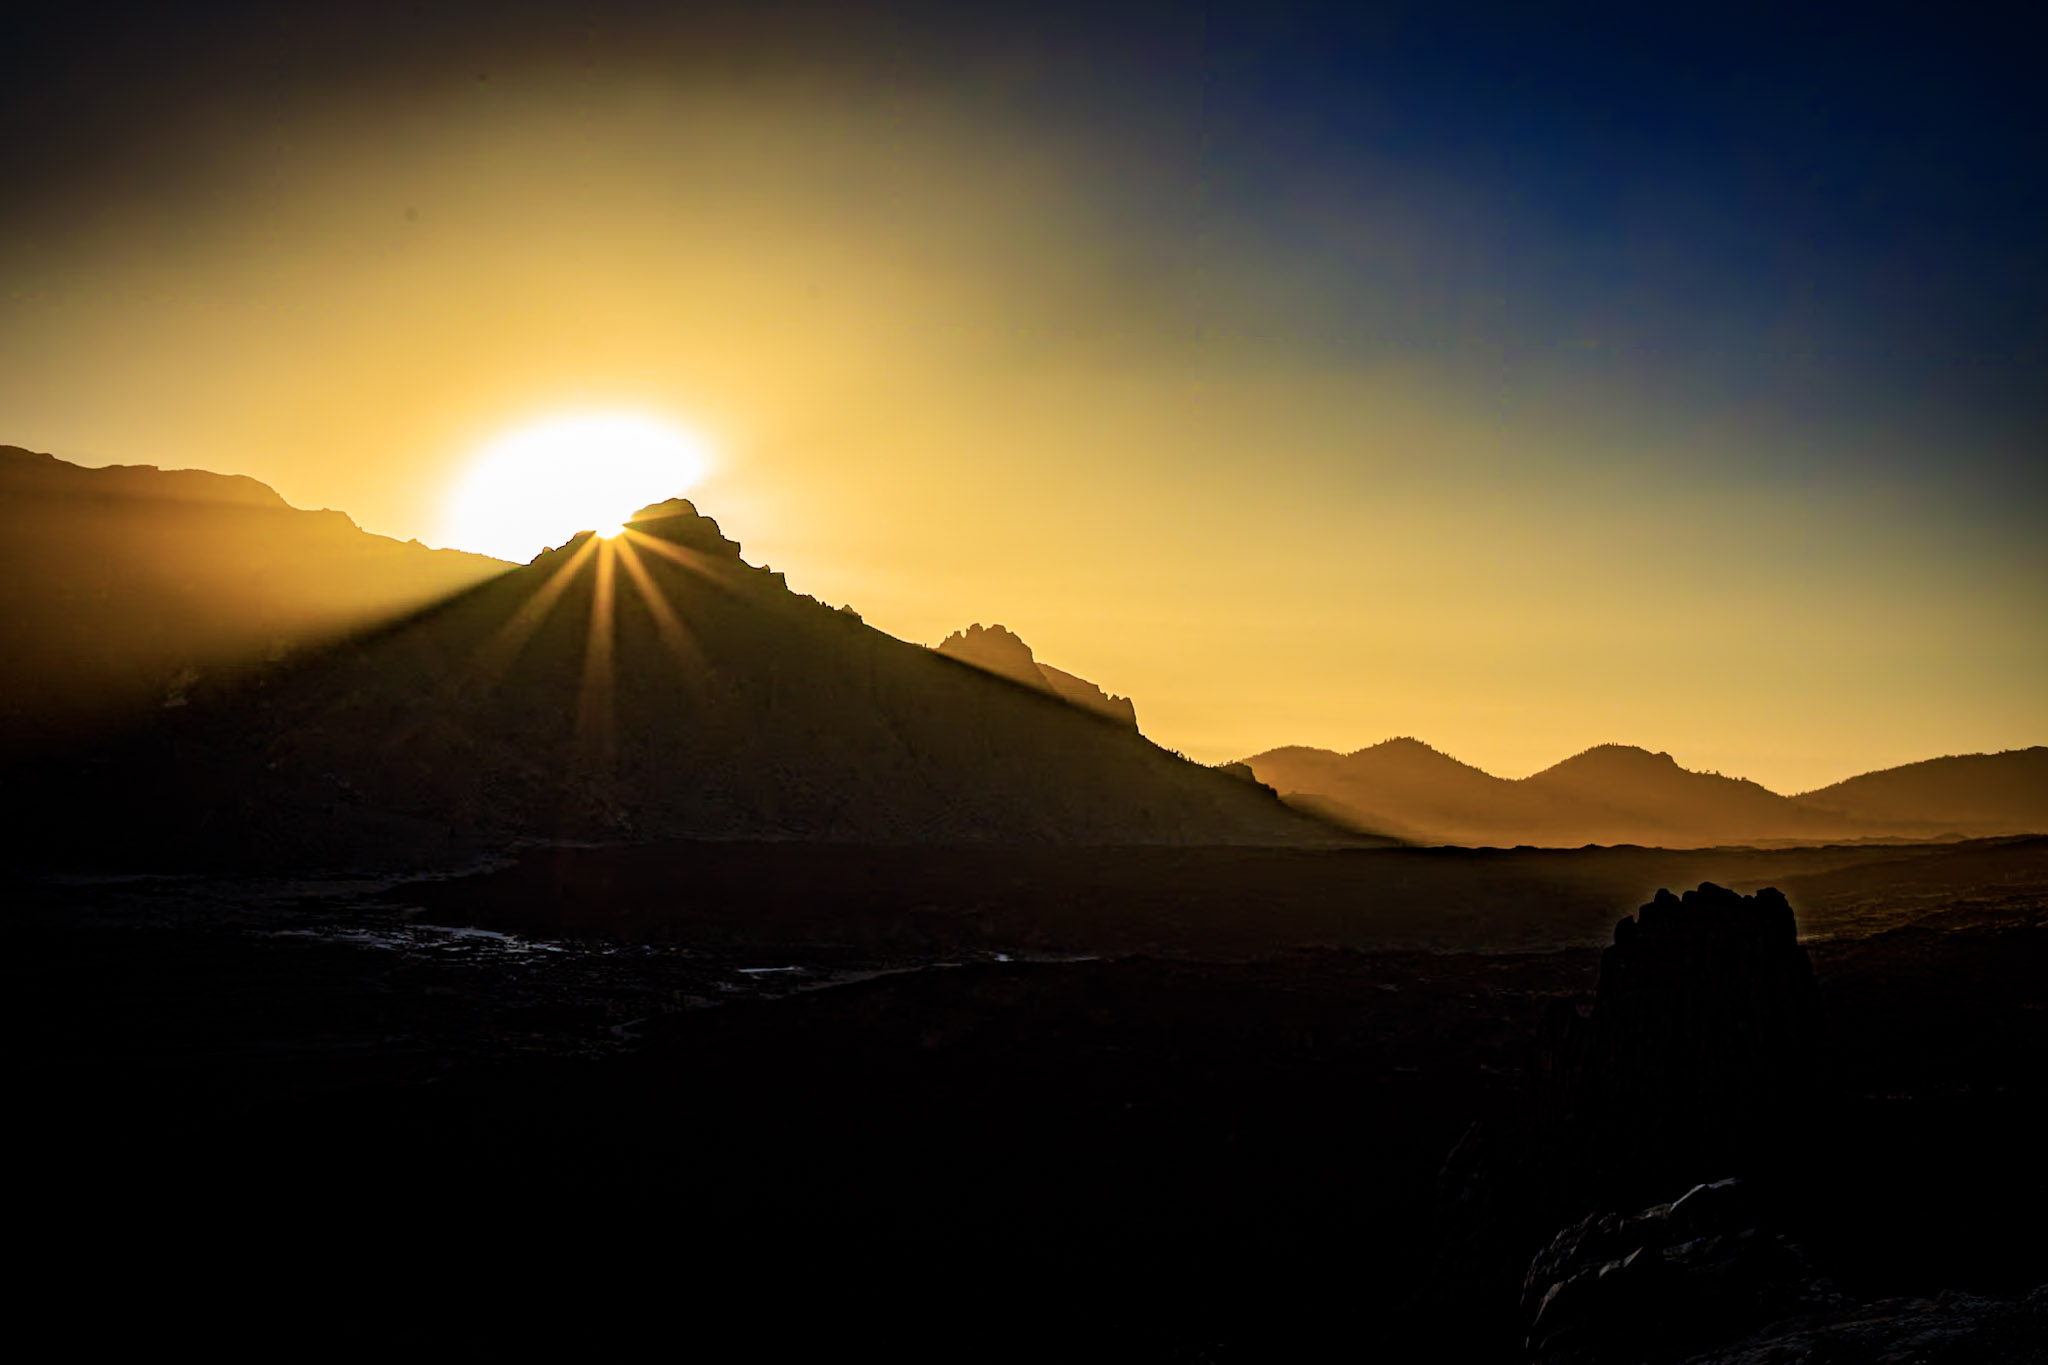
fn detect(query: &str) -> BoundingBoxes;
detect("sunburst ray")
[613,533,710,674]
[466,533,599,689]
[574,538,619,772]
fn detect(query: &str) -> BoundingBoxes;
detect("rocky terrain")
[12,836,2043,1357]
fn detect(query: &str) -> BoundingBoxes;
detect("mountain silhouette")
[1790,747,2048,836]
[1240,740,2038,848]
[934,622,1138,728]
[1242,738,1522,844]
[1515,744,1858,846]
[21,493,1355,869]
[0,446,504,755]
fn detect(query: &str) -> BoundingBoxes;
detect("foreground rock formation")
[1543,882,1821,1197]
[1522,1176,2045,1364]
[1458,883,2048,1362]
[1521,1178,1842,1363]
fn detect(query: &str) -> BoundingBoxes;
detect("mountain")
[935,622,1139,728]
[1244,738,1523,844]
[1791,748,2048,836]
[1237,740,2001,848]
[15,494,1356,869]
[0,446,506,754]
[1515,744,1871,847]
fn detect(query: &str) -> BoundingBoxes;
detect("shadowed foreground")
[13,839,2044,1357]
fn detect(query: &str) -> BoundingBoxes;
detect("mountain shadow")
[16,496,1360,870]
[0,446,506,756]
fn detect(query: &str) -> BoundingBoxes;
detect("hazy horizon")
[5,2,2042,793]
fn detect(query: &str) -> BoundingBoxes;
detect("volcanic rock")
[1545,883,1821,1198]
[1521,1177,1846,1364]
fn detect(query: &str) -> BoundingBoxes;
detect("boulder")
[1522,1178,1846,1364]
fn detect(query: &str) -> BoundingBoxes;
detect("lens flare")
[444,411,711,562]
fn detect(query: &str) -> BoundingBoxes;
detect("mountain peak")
[1536,744,1680,776]
[1353,735,1452,760]
[624,498,744,558]
[936,623,1040,681]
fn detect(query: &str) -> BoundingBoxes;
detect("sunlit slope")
[1791,748,2048,836]
[0,446,507,754]
[1241,739,1970,848]
[62,498,1355,867]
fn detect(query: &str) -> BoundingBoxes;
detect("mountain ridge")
[0,445,508,755]
[1241,741,2045,848]
[11,488,1360,869]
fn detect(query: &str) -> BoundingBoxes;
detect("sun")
[444,411,712,562]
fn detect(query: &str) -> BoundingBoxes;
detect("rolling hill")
[1792,748,2048,836]
[1241,740,2043,848]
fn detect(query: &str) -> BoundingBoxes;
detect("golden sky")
[3,58,2041,793]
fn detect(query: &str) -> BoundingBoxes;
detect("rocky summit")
[935,622,1139,729]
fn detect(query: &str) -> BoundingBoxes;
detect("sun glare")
[444,412,712,562]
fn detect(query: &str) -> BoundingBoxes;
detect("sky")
[3,0,2042,792]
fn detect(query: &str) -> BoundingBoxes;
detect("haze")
[4,2,2041,793]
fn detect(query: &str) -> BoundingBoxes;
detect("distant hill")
[1240,739,2041,848]
[934,623,1138,728]
[15,494,1356,869]
[1241,738,1523,844]
[1515,744,1873,847]
[1791,748,2048,836]
[0,446,506,754]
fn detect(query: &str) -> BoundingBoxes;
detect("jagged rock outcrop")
[1544,883,1821,1197]
[934,622,1139,729]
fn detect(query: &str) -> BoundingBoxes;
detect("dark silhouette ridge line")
[12,444,2027,854]
[13,491,1363,870]
[0,442,509,555]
